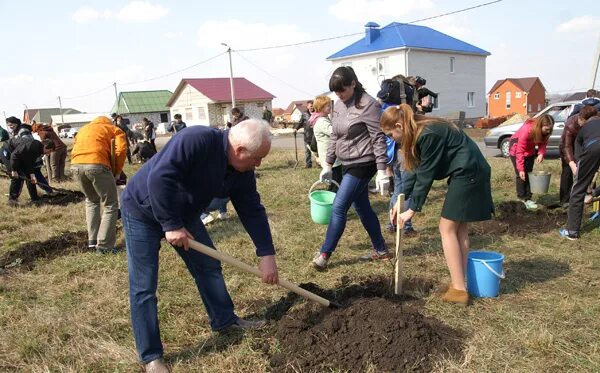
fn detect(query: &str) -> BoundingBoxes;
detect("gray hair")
[228,118,272,153]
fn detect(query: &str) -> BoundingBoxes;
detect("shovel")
[293,132,299,169]
[188,239,341,309]
[1,170,81,196]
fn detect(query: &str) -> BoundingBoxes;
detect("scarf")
[308,112,326,128]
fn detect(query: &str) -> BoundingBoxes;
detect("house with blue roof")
[327,22,490,118]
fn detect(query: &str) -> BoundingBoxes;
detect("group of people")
[507,88,600,240]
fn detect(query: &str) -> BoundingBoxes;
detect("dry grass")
[0,146,599,372]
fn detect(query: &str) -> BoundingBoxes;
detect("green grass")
[0,148,599,372]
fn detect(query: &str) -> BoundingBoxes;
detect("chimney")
[364,22,380,45]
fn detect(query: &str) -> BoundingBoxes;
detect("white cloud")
[328,0,434,23]
[421,15,471,41]
[557,16,600,33]
[116,1,169,23]
[72,6,112,24]
[164,31,183,39]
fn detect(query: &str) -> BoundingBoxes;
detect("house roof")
[327,22,490,60]
[284,100,311,114]
[564,91,587,101]
[272,108,285,117]
[167,78,275,106]
[488,77,545,95]
[111,90,172,114]
[24,108,81,123]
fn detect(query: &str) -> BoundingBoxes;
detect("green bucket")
[308,180,339,225]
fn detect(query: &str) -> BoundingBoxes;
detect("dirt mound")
[262,278,464,372]
[0,230,90,272]
[37,191,86,206]
[472,201,566,236]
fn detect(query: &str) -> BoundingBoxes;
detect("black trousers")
[304,142,312,168]
[559,158,574,204]
[567,142,600,233]
[9,173,39,202]
[510,155,535,200]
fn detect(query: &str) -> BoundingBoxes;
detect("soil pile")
[263,278,464,372]
[472,201,566,236]
[38,191,86,206]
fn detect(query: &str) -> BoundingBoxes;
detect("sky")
[1,0,599,122]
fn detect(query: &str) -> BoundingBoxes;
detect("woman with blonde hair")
[381,104,493,305]
[309,95,341,191]
[508,114,554,210]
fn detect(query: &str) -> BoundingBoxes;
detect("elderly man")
[120,119,279,372]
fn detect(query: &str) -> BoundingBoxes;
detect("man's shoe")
[559,228,579,241]
[230,318,266,330]
[403,227,418,237]
[145,358,170,373]
[202,214,215,225]
[361,250,394,261]
[88,240,97,250]
[96,246,120,254]
[441,287,469,306]
[312,252,329,270]
[524,200,538,210]
[217,212,229,220]
[7,199,18,207]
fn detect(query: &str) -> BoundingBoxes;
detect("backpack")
[376,74,419,110]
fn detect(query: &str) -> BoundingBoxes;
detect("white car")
[67,128,79,138]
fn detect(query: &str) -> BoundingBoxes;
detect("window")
[467,92,475,108]
[450,57,455,73]
[494,93,500,100]
[545,105,570,122]
[528,104,532,112]
[376,57,388,75]
[197,107,206,121]
[515,92,522,99]
[160,113,168,123]
[185,107,193,121]
[505,92,511,109]
[432,95,439,110]
[537,104,542,111]
[341,62,352,67]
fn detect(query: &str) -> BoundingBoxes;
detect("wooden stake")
[394,193,405,295]
[110,138,117,177]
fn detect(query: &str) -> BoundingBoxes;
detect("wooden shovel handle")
[110,138,117,177]
[187,239,332,308]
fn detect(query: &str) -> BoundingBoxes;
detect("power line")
[237,0,503,52]
[62,84,114,100]
[234,51,316,98]
[120,51,226,86]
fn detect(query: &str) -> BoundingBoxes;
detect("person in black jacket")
[560,116,600,240]
[7,137,55,205]
[293,100,314,168]
[414,77,438,114]
[131,139,157,163]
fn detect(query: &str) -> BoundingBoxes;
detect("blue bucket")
[467,251,505,298]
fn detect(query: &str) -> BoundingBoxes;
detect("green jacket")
[404,123,489,212]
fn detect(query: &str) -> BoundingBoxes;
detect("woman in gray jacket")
[313,66,390,269]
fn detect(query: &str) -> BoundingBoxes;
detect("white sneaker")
[524,200,538,210]
[202,214,215,225]
[312,252,329,270]
[217,212,229,220]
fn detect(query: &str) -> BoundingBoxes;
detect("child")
[508,115,554,210]
[381,104,494,306]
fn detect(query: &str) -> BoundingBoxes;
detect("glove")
[319,165,333,183]
[375,170,390,196]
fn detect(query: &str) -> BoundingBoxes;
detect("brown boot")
[441,286,469,306]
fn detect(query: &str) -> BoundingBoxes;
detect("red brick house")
[487,77,546,118]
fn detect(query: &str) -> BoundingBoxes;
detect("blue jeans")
[34,168,53,194]
[320,172,386,256]
[389,165,413,231]
[200,197,229,219]
[122,211,237,363]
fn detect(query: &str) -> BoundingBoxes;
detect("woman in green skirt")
[380,104,494,305]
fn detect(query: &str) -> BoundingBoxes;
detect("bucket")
[467,251,505,298]
[528,171,551,194]
[308,180,340,225]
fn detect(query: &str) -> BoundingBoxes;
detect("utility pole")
[592,34,600,89]
[57,96,65,126]
[23,104,29,123]
[221,43,236,109]
[113,82,119,113]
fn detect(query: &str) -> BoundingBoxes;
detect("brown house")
[487,77,546,118]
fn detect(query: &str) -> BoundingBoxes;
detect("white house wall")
[407,50,486,118]
[169,83,212,126]
[330,49,486,118]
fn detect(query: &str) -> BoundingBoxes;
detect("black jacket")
[293,111,313,144]
[7,136,44,175]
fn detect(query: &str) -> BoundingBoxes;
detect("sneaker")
[217,212,229,220]
[229,318,266,330]
[441,286,469,306]
[361,250,394,261]
[559,228,579,241]
[7,199,18,207]
[45,191,58,197]
[202,214,215,225]
[145,358,170,373]
[312,252,329,270]
[523,200,538,210]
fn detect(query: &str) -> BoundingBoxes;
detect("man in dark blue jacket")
[120,119,278,371]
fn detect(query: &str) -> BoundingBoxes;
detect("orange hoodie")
[71,116,127,176]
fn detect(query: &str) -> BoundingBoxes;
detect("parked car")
[483,101,578,157]
[67,128,79,138]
